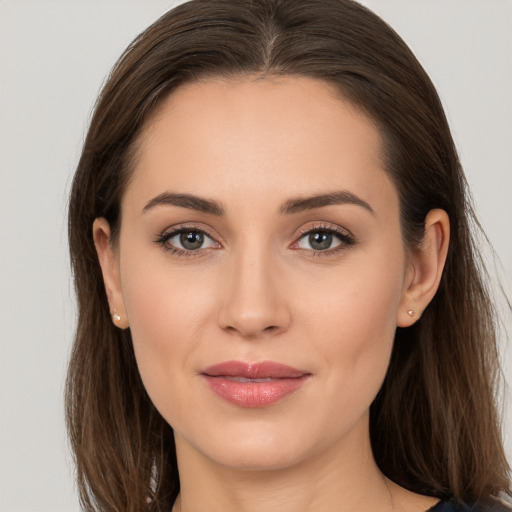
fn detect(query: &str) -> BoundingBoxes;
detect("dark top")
[429,500,509,512]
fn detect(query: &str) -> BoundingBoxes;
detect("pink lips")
[201,361,310,408]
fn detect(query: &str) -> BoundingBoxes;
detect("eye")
[294,226,355,253]
[156,227,219,254]
[298,231,341,251]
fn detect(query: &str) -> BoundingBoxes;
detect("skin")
[94,76,449,512]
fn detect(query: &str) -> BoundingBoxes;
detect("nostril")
[217,291,292,338]
[221,322,284,338]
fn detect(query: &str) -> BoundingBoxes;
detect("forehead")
[124,75,396,215]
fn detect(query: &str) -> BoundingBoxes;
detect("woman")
[66,0,511,510]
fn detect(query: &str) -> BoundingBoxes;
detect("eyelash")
[154,224,219,257]
[293,223,356,257]
[154,223,356,258]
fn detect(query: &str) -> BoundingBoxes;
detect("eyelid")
[290,222,356,254]
[154,223,222,256]
[153,221,355,258]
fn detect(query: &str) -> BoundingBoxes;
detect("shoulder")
[428,500,512,512]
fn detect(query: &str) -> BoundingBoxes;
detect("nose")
[217,247,291,339]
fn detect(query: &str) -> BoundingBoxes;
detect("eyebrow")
[143,192,225,216]
[142,189,374,217]
[280,191,374,215]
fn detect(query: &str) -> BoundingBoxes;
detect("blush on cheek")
[122,266,216,419]
[304,266,401,406]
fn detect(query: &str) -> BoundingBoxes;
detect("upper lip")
[202,360,309,379]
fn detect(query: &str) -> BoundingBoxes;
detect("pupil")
[180,231,204,250]
[309,232,332,250]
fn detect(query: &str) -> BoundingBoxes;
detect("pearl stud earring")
[407,310,415,317]
[112,309,121,322]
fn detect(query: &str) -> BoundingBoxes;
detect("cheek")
[119,253,219,421]
[296,247,405,402]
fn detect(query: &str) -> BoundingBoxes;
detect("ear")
[397,209,450,327]
[92,218,129,329]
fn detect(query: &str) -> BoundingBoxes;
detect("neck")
[172,421,393,512]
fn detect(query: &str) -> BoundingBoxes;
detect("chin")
[211,443,308,472]
[176,419,318,472]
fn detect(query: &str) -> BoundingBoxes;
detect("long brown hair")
[66,0,511,510]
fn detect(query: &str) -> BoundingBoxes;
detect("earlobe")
[92,218,130,329]
[397,209,450,327]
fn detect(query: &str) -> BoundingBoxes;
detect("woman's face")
[102,76,418,470]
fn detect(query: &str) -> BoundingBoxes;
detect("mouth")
[201,361,311,408]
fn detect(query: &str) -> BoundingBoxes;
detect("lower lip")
[203,376,309,408]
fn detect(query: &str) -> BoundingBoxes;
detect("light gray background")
[0,1,510,511]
